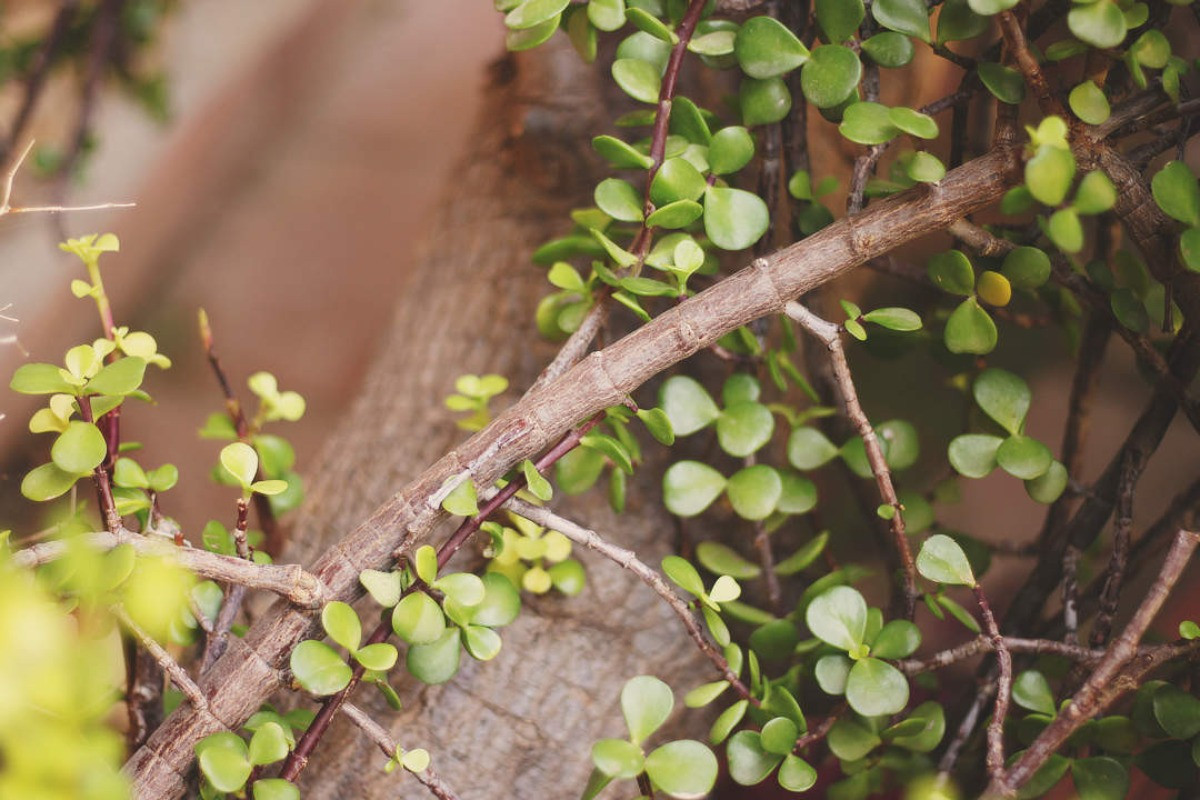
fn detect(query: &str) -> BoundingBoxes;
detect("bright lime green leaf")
[11,363,74,395]
[944,297,998,354]
[406,628,462,685]
[651,157,706,205]
[612,58,662,104]
[740,77,792,126]
[685,680,730,708]
[462,625,503,661]
[916,534,976,586]
[906,151,946,183]
[521,459,552,502]
[726,464,782,520]
[863,307,922,331]
[726,730,782,786]
[637,407,675,445]
[252,779,300,800]
[592,738,645,779]
[787,426,839,470]
[85,357,147,396]
[1069,81,1111,125]
[1131,29,1170,69]
[505,0,570,29]
[587,0,625,31]
[997,434,1052,480]
[290,640,352,696]
[890,106,938,139]
[1026,145,1076,207]
[354,642,398,671]
[704,186,769,251]
[806,585,868,651]
[622,675,674,745]
[846,657,910,716]
[434,572,485,607]
[220,442,258,488]
[473,572,522,627]
[696,541,762,579]
[1067,0,1127,49]
[1151,161,1200,227]
[663,555,707,597]
[644,739,718,798]
[248,722,289,767]
[441,478,479,517]
[51,420,106,474]
[321,601,362,652]
[392,593,446,645]
[708,126,756,175]
[594,178,644,222]
[197,734,252,793]
[592,135,655,169]
[974,368,1030,435]
[647,199,703,229]
[626,7,676,43]
[800,45,862,109]
[734,16,810,79]
[1075,170,1116,215]
[839,102,898,145]
[1047,207,1084,253]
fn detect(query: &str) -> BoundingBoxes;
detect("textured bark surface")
[271,45,712,798]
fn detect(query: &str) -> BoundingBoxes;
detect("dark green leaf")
[927,250,975,295]
[978,62,1025,104]
[800,45,862,109]
[944,297,998,355]
[740,77,792,127]
[734,16,810,78]
[816,0,865,43]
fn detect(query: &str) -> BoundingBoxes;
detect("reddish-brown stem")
[78,395,120,533]
[973,583,1012,786]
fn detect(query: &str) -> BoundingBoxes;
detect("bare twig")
[988,530,1200,797]
[507,498,753,701]
[342,703,460,800]
[785,300,917,618]
[996,10,1062,117]
[1090,451,1139,648]
[974,584,1012,788]
[898,637,1105,676]
[114,606,207,712]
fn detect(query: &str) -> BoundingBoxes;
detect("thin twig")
[11,530,326,607]
[1090,451,1139,648]
[342,703,460,800]
[897,636,1105,676]
[785,300,917,618]
[114,606,207,712]
[974,584,1012,787]
[996,10,1062,117]
[508,498,754,701]
[988,530,1200,796]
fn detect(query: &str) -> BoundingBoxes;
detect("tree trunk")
[280,42,712,798]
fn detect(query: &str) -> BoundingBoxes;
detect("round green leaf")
[846,657,910,716]
[1026,145,1076,207]
[647,199,703,229]
[592,738,645,779]
[248,722,289,767]
[861,31,915,67]
[1002,246,1052,290]
[85,357,147,396]
[1069,80,1111,125]
[1180,228,1200,273]
[1075,170,1116,215]
[1151,161,1200,227]
[1013,670,1056,715]
[871,619,921,659]
[696,541,762,579]
[1047,207,1084,253]
[948,433,1002,478]
[651,157,706,205]
[916,534,976,586]
[1130,29,1170,69]
[827,717,881,761]
[1071,756,1129,800]
[660,375,720,436]
[906,151,946,183]
[944,297,998,354]
[593,135,655,170]
[726,464,782,520]
[405,627,462,685]
[726,730,782,786]
[927,250,975,295]
[662,460,727,517]
[505,0,570,29]
[839,102,898,145]
[873,0,930,41]
[806,585,868,651]
[938,0,989,42]
[290,640,352,696]
[815,654,852,695]
[220,442,258,488]
[10,363,74,395]
[716,402,775,458]
[978,62,1025,104]
[391,592,446,645]
[51,421,106,474]
[199,739,252,793]
[595,178,644,223]
[974,368,1030,435]
[612,58,662,104]
[622,675,674,744]
[1067,0,1127,49]
[434,572,486,607]
[761,717,799,755]
[354,642,398,671]
[549,559,586,596]
[967,0,1018,14]
[1151,684,1200,739]
[778,754,818,792]
[708,126,755,175]
[252,779,300,800]
[996,434,1053,480]
[587,0,625,31]
[787,426,839,470]
[776,471,818,515]
[462,624,503,661]
[734,16,809,79]
[662,555,707,597]
[800,45,862,109]
[816,0,865,43]
[645,739,718,799]
[889,106,938,139]
[892,701,946,752]
[321,601,362,652]
[863,307,922,331]
[473,573,521,627]
[704,186,769,251]
[739,77,792,127]
[1026,459,1068,504]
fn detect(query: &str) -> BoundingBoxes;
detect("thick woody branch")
[128,145,1021,799]
[507,498,753,700]
[784,301,917,618]
[12,530,327,608]
[341,703,461,800]
[988,530,1200,797]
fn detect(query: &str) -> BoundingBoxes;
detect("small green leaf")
[521,459,552,501]
[709,700,748,745]
[646,200,703,229]
[587,0,625,31]
[863,307,922,331]
[800,45,862,109]
[252,779,300,800]
[594,178,644,223]
[660,375,719,436]
[871,619,921,659]
[1013,670,1056,716]
[874,0,930,41]
[10,363,74,395]
[637,407,675,445]
[778,754,818,792]
[250,479,288,496]
[815,654,852,695]
[1069,81,1111,125]
[391,593,446,645]
[974,368,1030,435]
[725,464,782,520]
[433,572,486,607]
[708,126,756,175]
[906,151,945,183]
[626,7,676,43]
[197,734,252,793]
[1071,756,1129,800]
[889,106,938,139]
[591,738,645,779]
[1002,246,1052,290]
[406,628,461,685]
[644,739,718,799]
[827,717,881,762]
[290,640,352,696]
[85,357,147,396]
[321,601,362,652]
[592,135,655,170]
[248,722,289,767]
[650,157,706,205]
[462,625,503,661]
[916,534,976,586]
[1075,171,1116,215]
[51,421,107,474]
[360,570,402,607]
[776,471,818,515]
[944,297,997,354]
[978,62,1025,104]
[996,435,1053,480]
[774,531,829,575]
[892,701,947,753]
[927,250,975,295]
[696,541,762,579]
[1026,460,1068,504]
[505,0,570,29]
[622,675,674,745]
[761,718,799,757]
[839,101,898,145]
[1047,207,1084,253]
[1152,684,1200,739]
[716,402,775,458]
[612,58,662,104]
[805,585,868,651]
[726,730,783,786]
[685,680,730,708]
[846,657,910,716]
[220,442,258,488]
[354,642,398,671]
[441,479,478,517]
[1151,161,1200,227]
[1026,145,1076,207]
[861,31,914,68]
[816,0,865,43]
[581,432,633,474]
[1067,0,1127,49]
[787,426,839,470]
[740,77,792,127]
[734,16,809,79]
[938,0,989,42]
